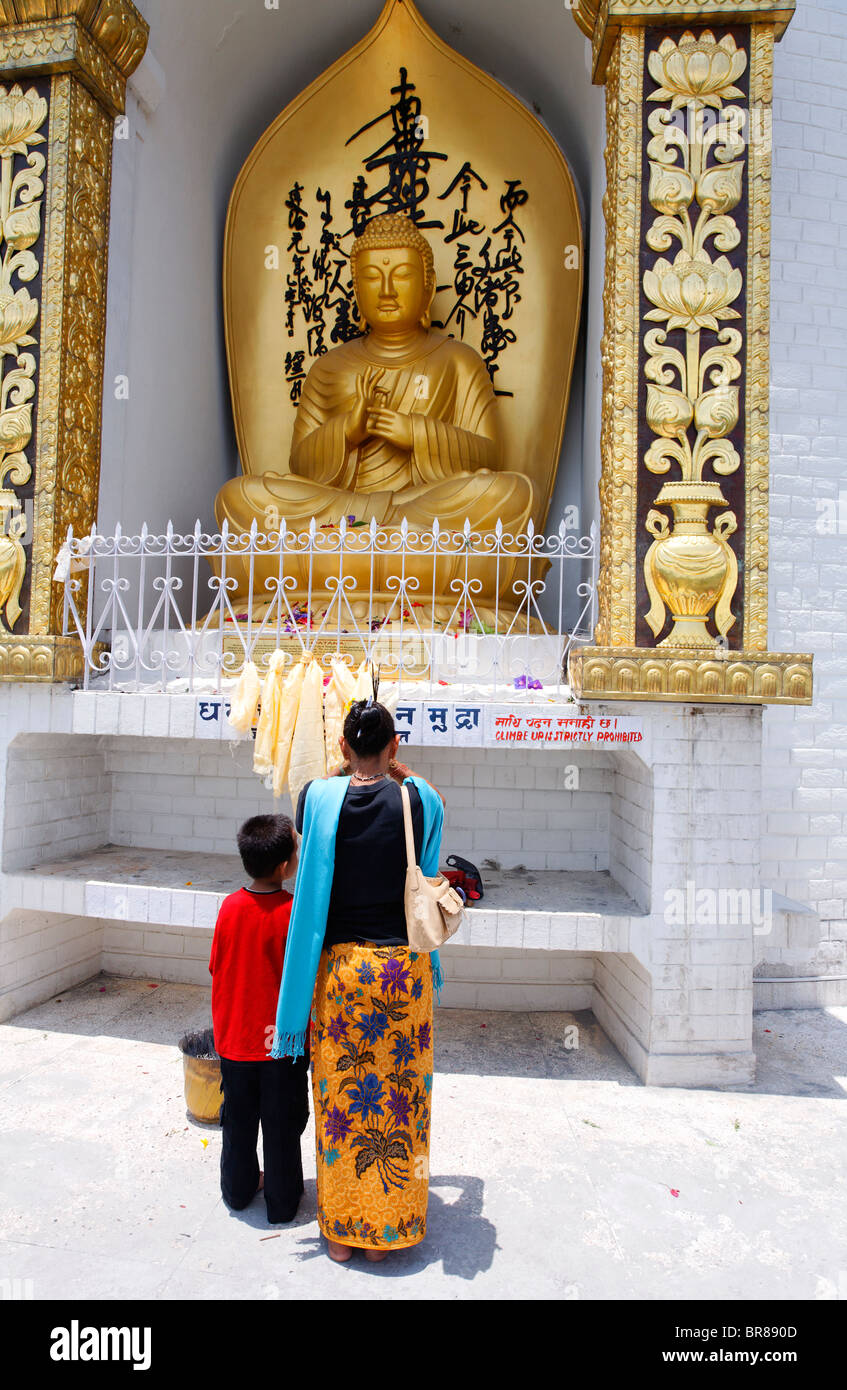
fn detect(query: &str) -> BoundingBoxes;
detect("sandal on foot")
[328,1239,353,1263]
[365,1249,389,1263]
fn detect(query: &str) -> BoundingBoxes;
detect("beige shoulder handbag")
[400,781,466,952]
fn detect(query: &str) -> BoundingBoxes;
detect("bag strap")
[399,781,418,870]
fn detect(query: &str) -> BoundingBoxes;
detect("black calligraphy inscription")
[344,67,447,230]
[434,172,527,396]
[281,68,529,403]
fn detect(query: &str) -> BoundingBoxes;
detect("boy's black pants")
[219,1054,309,1223]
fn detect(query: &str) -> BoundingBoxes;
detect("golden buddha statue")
[215,213,537,623]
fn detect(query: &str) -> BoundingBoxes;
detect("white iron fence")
[57,514,598,696]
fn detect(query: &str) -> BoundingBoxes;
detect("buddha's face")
[354,246,432,333]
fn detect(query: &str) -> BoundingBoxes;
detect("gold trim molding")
[571,0,795,82]
[0,1,147,77]
[569,647,813,705]
[31,72,113,638]
[0,2,147,117]
[744,24,772,655]
[0,632,83,680]
[596,28,642,647]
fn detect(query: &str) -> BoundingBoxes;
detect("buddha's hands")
[366,408,414,451]
[345,366,385,447]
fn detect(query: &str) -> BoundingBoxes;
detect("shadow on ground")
[226,1175,497,1281]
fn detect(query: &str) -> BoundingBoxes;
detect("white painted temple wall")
[763,0,847,976]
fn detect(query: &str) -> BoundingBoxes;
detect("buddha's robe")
[216,331,534,533]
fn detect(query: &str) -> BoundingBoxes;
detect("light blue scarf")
[271,774,445,1059]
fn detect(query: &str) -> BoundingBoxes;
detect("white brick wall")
[433,945,595,1010]
[98,932,598,1010]
[764,0,847,964]
[2,735,110,872]
[104,739,614,872]
[0,910,103,1023]
[594,705,763,1084]
[102,921,214,987]
[593,953,651,1069]
[106,737,279,854]
[610,750,652,911]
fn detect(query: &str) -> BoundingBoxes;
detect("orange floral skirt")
[311,942,434,1250]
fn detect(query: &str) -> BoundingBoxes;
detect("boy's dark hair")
[237,814,296,880]
[343,699,395,758]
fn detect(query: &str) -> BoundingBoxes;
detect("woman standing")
[272,699,445,1264]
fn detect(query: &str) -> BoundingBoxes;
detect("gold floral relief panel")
[597,27,643,649]
[0,75,48,636]
[36,74,112,636]
[636,26,751,652]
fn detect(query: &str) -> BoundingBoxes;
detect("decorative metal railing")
[57,515,598,696]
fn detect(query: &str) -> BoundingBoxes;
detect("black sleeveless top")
[295,777,425,948]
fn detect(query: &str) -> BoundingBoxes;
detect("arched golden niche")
[219,0,582,622]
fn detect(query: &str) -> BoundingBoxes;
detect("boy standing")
[209,814,308,1224]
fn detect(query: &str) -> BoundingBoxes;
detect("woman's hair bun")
[343,698,395,757]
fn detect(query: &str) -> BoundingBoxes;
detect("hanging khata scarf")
[228,659,261,735]
[288,655,327,809]
[271,656,308,798]
[323,657,357,772]
[272,773,445,1059]
[253,651,287,780]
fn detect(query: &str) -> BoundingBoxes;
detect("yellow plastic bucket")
[179,1031,223,1125]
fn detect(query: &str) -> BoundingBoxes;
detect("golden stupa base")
[568,646,814,706]
[222,631,385,675]
[222,630,447,681]
[0,634,88,683]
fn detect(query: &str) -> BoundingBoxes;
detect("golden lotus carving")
[0,286,37,346]
[642,31,747,648]
[644,253,742,333]
[0,487,25,627]
[648,30,746,109]
[0,84,45,153]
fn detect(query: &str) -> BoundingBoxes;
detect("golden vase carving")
[644,483,737,648]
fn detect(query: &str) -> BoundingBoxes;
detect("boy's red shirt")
[209,886,296,1062]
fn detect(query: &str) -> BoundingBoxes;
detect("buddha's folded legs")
[215,472,393,533]
[385,470,534,533]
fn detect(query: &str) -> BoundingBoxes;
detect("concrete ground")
[0,975,845,1301]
